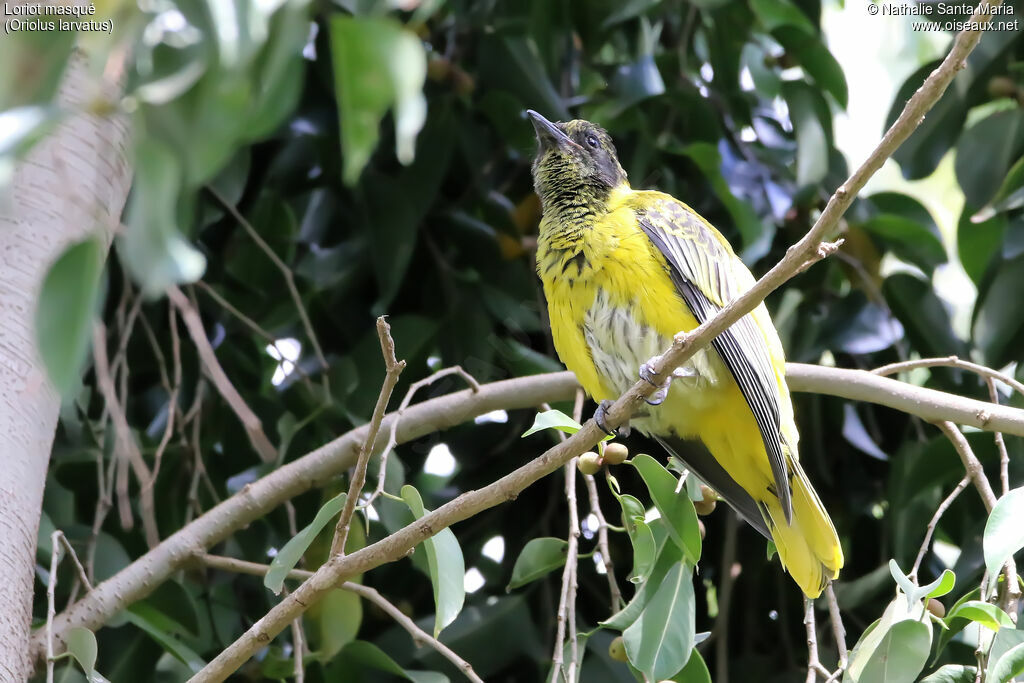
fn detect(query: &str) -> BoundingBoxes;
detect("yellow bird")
[527,111,842,598]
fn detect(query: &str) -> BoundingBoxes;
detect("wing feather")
[638,200,793,522]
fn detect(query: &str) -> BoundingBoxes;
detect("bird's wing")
[637,198,793,522]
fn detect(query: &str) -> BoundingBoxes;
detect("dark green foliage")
[16,0,1024,680]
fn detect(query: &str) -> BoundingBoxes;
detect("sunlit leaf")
[622,562,696,680]
[264,492,346,594]
[984,486,1024,594]
[631,454,701,563]
[521,409,582,438]
[401,485,465,637]
[330,16,426,184]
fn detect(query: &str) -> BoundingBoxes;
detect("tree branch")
[186,12,1009,670]
[206,186,330,397]
[329,317,406,557]
[194,554,483,683]
[33,358,1024,666]
[32,371,578,663]
[167,286,277,462]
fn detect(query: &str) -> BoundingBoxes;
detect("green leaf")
[121,139,206,295]
[774,27,848,108]
[64,627,105,682]
[623,562,696,680]
[919,664,975,683]
[888,560,954,605]
[973,254,1024,368]
[957,207,1005,284]
[671,647,711,682]
[885,60,966,180]
[602,523,684,631]
[984,486,1024,594]
[883,273,964,359]
[944,601,1013,632]
[507,537,569,590]
[330,16,427,184]
[751,0,816,33]
[333,640,446,682]
[972,154,1024,222]
[631,454,701,563]
[306,589,362,659]
[990,628,1024,670]
[857,213,946,275]
[521,409,583,438]
[990,642,1024,683]
[926,570,956,599]
[35,237,104,396]
[401,485,465,637]
[856,619,931,683]
[264,492,346,594]
[783,82,829,188]
[955,109,1024,210]
[620,494,657,583]
[123,603,206,673]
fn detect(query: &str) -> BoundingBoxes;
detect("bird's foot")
[639,357,697,406]
[594,400,630,437]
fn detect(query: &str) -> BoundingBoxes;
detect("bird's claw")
[594,400,630,437]
[640,358,697,405]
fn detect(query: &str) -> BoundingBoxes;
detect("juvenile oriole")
[528,110,842,598]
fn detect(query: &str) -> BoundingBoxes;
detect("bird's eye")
[585,134,599,148]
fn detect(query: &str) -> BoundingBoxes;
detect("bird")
[527,110,843,598]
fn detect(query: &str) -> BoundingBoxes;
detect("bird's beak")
[527,110,573,151]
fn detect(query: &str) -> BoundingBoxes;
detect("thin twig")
[715,510,739,683]
[46,532,60,683]
[194,553,483,683]
[92,322,160,548]
[936,421,1021,616]
[366,365,479,509]
[937,421,998,512]
[986,378,1011,497]
[206,186,330,397]
[824,583,847,670]
[550,390,584,682]
[165,13,1024,669]
[145,305,181,492]
[167,286,277,463]
[583,472,621,612]
[195,281,317,391]
[805,599,820,683]
[910,476,970,580]
[873,355,1024,397]
[329,317,406,557]
[39,363,1024,665]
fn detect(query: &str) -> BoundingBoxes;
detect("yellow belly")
[539,209,776,497]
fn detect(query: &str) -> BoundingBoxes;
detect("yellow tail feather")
[762,463,844,598]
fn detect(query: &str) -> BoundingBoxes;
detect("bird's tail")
[761,461,843,598]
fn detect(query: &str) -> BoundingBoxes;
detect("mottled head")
[528,110,627,213]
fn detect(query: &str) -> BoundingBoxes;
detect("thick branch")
[33,359,1024,665]
[190,11,1008,670]
[32,372,578,662]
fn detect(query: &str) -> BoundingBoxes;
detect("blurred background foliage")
[8,0,1024,679]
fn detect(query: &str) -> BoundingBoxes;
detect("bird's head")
[528,110,627,210]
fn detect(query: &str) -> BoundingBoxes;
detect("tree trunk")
[0,50,131,680]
